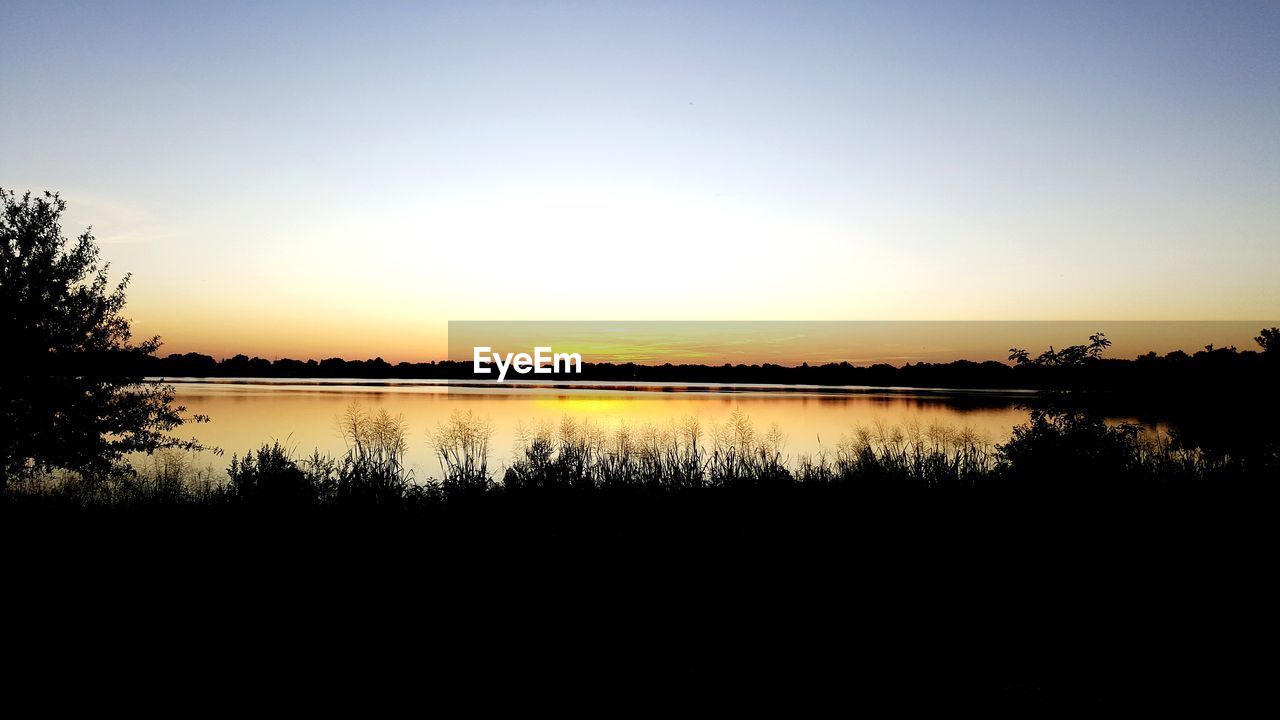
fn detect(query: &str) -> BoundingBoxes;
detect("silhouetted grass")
[6,447,224,508]
[6,405,1273,511]
[431,409,493,499]
[6,404,1273,709]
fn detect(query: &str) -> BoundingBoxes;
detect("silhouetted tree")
[0,189,203,488]
[1086,332,1112,358]
[1009,332,1110,367]
[1257,327,1280,355]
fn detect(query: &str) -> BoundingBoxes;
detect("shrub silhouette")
[502,417,608,492]
[996,408,1141,488]
[225,405,427,508]
[228,442,316,506]
[1257,327,1280,355]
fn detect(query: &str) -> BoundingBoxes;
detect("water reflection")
[169,379,1039,478]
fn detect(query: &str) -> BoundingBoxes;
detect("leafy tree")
[1,189,204,488]
[1086,332,1112,358]
[1257,327,1280,355]
[1009,332,1110,367]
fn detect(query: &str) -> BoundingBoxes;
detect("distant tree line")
[89,328,1275,395]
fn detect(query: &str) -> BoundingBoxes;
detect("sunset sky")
[3,1,1277,362]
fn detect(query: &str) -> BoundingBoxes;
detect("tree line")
[129,336,1278,394]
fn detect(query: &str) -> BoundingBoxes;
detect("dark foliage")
[997,408,1143,487]
[5,378,1274,710]
[1257,326,1280,355]
[0,189,203,486]
[227,441,316,506]
[5,415,1270,709]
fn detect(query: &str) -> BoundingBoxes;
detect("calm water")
[163,378,1043,479]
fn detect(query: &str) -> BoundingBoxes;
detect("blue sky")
[2,1,1277,360]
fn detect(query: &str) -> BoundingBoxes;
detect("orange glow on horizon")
[144,320,1278,366]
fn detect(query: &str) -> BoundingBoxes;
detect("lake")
[160,378,1051,479]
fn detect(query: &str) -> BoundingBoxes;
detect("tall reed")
[430,410,492,498]
[7,408,1273,509]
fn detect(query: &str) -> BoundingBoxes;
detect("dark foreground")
[5,480,1266,711]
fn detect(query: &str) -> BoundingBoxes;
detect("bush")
[228,442,317,506]
[996,408,1142,488]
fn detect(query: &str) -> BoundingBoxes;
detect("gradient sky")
[2,1,1277,361]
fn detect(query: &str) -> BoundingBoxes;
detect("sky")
[2,1,1278,362]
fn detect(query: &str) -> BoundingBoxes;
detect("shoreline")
[149,376,1041,397]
